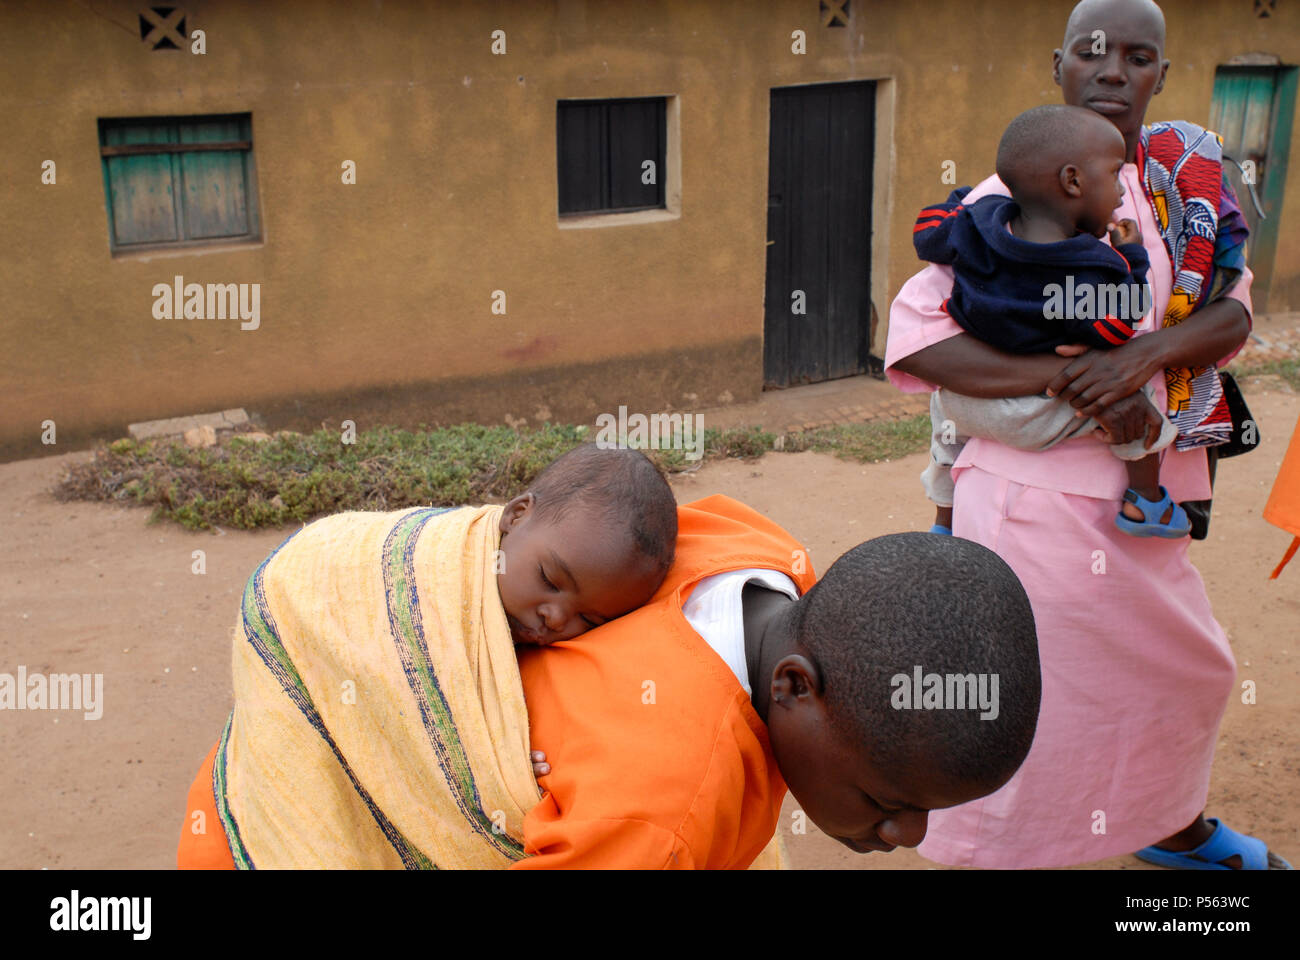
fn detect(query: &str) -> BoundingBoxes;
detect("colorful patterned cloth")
[216,505,540,868]
[1138,121,1250,450]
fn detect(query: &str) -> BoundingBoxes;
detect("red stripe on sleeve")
[1092,318,1128,346]
[1101,313,1134,337]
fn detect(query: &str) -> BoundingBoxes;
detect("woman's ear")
[1059,163,1083,198]
[1153,58,1169,96]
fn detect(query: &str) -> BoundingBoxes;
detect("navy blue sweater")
[913,191,1151,353]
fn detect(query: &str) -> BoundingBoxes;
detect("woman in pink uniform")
[887,0,1290,869]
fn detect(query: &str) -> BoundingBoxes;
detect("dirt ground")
[1,383,1296,870]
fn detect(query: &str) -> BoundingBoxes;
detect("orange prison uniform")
[513,494,816,869]
[178,494,815,869]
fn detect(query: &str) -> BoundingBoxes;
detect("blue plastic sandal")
[929,524,953,535]
[1115,486,1191,539]
[1135,818,1293,870]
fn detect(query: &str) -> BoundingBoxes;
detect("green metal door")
[1209,65,1298,313]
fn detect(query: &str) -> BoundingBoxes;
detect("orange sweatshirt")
[512,494,817,869]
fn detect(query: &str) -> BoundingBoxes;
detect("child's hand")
[531,750,551,779]
[1108,218,1141,247]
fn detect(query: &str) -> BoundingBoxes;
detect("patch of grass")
[1232,356,1300,390]
[648,426,778,471]
[792,414,932,462]
[57,415,932,531]
[58,424,590,531]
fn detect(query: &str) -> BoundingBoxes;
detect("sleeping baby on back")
[180,443,677,869]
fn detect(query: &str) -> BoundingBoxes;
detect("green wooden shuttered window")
[557,97,666,215]
[98,114,260,253]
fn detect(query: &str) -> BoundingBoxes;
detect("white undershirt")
[681,568,800,695]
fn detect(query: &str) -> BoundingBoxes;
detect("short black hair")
[995,103,1118,199]
[529,444,677,575]
[795,533,1041,793]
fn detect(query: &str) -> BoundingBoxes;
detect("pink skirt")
[917,465,1238,868]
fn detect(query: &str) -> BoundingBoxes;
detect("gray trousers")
[921,387,1179,507]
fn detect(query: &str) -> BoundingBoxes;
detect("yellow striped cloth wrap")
[214,504,541,869]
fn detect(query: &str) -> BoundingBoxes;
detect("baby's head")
[497,444,677,645]
[761,533,1041,853]
[996,103,1128,238]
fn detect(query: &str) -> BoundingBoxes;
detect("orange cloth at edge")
[177,741,235,870]
[1263,415,1300,578]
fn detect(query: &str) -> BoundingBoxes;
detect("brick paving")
[128,408,250,441]
[114,314,1300,446]
[699,312,1300,435]
[698,373,929,435]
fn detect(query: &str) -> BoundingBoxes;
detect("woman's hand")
[1046,339,1159,418]
[1089,390,1165,448]
[892,336,1087,399]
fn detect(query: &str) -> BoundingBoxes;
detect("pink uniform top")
[885,166,1254,502]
